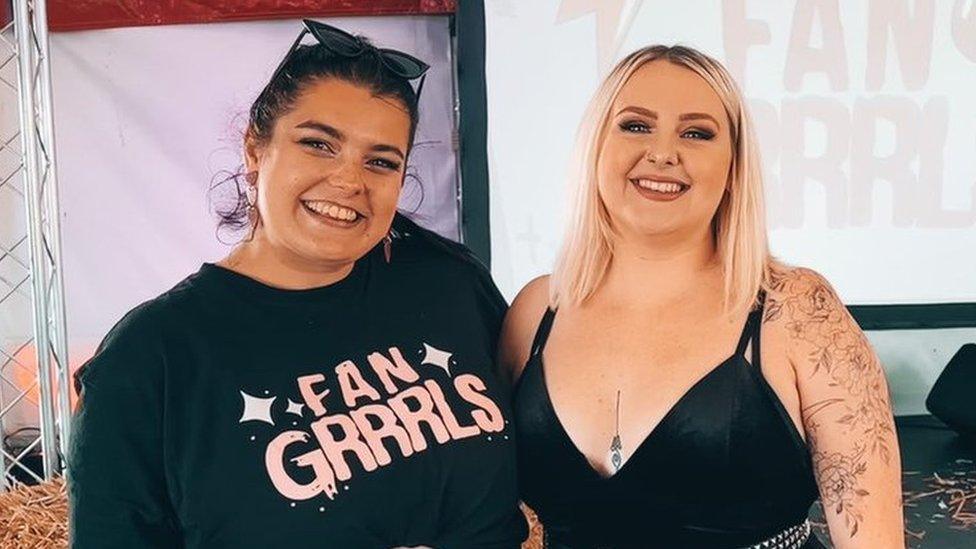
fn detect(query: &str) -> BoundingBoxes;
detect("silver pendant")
[610,390,623,473]
[609,434,623,473]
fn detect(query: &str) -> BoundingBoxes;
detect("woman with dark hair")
[69,21,527,548]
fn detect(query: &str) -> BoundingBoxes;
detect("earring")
[383,233,393,264]
[245,186,257,209]
[243,171,259,242]
[244,171,258,210]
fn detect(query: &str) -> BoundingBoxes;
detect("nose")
[644,134,679,166]
[327,158,366,194]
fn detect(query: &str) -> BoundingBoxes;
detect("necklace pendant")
[609,435,623,473]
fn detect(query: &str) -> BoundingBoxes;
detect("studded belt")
[541,518,814,548]
[742,519,812,549]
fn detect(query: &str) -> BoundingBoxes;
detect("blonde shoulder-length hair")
[549,44,776,314]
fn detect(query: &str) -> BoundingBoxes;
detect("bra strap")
[529,308,557,358]
[751,290,767,366]
[735,291,767,363]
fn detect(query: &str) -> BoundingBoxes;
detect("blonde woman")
[499,46,903,548]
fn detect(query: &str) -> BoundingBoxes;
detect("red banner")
[48,0,456,32]
[1,1,11,30]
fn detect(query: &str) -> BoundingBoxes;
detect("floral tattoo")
[813,446,870,536]
[765,268,894,537]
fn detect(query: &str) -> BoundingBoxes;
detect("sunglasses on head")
[265,19,430,97]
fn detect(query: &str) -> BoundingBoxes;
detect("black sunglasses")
[265,19,430,98]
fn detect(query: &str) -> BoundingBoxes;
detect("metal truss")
[0,0,71,489]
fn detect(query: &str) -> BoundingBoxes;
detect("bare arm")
[766,268,903,548]
[497,275,551,385]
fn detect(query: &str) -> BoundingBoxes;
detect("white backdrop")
[485,0,976,305]
[51,16,458,366]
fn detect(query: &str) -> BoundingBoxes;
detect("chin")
[310,243,370,264]
[618,216,685,238]
[287,235,362,262]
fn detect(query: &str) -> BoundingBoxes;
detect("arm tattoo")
[807,422,872,535]
[765,269,895,537]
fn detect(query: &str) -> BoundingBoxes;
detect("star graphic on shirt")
[239,391,276,425]
[285,399,305,417]
[421,343,454,376]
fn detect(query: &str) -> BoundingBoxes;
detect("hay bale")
[521,503,544,549]
[0,478,538,549]
[0,477,68,548]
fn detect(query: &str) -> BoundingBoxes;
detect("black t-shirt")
[68,228,527,548]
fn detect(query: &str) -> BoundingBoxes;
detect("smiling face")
[596,59,733,244]
[244,78,412,268]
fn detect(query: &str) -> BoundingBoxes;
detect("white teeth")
[303,201,358,221]
[635,179,684,193]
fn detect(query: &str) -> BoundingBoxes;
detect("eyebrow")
[296,120,344,140]
[371,144,406,161]
[615,106,721,128]
[295,120,405,160]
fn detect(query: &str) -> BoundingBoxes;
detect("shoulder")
[497,275,552,383]
[97,291,184,355]
[763,264,864,373]
[389,215,510,325]
[764,264,847,326]
[767,264,836,296]
[391,214,492,280]
[508,275,552,324]
[74,278,195,391]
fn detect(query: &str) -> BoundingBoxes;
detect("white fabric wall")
[485,0,976,305]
